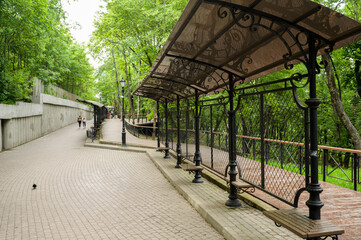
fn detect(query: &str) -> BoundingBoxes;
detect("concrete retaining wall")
[0,94,93,151]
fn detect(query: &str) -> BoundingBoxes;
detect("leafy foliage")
[93,0,360,152]
[90,0,188,114]
[0,0,96,104]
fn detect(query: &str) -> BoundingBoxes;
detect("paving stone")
[0,123,223,240]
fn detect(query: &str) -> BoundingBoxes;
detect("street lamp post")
[120,78,126,147]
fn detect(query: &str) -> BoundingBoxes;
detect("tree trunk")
[137,60,141,123]
[322,53,361,150]
[137,96,141,123]
[111,48,121,117]
[121,46,135,122]
[355,59,361,98]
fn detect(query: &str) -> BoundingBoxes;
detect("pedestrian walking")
[77,115,82,128]
[82,116,86,128]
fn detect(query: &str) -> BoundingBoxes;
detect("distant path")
[101,119,157,148]
[0,123,223,239]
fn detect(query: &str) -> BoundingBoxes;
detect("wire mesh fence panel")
[236,94,262,186]
[159,106,165,147]
[187,107,196,161]
[263,91,306,203]
[208,103,229,175]
[178,106,187,158]
[234,89,306,204]
[168,108,177,152]
[199,105,212,169]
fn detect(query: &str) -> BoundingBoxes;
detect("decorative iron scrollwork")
[234,55,253,75]
[214,4,333,83]
[166,57,231,93]
[290,73,308,89]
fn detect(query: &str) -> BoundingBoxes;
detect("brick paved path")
[101,119,156,148]
[124,120,361,240]
[173,141,361,239]
[101,119,300,240]
[0,123,223,239]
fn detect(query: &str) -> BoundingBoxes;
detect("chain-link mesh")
[235,90,306,203]
[206,104,229,175]
[168,108,177,151]
[236,94,262,186]
[158,89,307,204]
[199,106,212,168]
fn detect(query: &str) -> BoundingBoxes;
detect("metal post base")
[192,171,203,183]
[164,150,170,159]
[122,132,126,147]
[225,198,242,207]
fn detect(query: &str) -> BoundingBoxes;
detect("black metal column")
[121,86,126,147]
[164,99,170,158]
[210,105,214,169]
[157,101,161,149]
[193,89,203,183]
[305,34,323,220]
[304,109,310,186]
[93,106,97,140]
[176,95,182,168]
[260,94,265,189]
[226,73,242,207]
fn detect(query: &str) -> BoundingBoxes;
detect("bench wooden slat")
[231,181,252,189]
[265,210,309,238]
[157,147,170,150]
[263,209,344,239]
[181,164,203,172]
[224,177,253,188]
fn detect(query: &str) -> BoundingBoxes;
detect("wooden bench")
[178,154,194,160]
[224,177,255,194]
[156,147,170,152]
[263,209,344,240]
[181,164,203,174]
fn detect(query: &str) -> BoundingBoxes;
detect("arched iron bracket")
[165,54,246,93]
[141,85,187,98]
[207,0,331,45]
[166,53,244,81]
[150,75,207,94]
[224,161,242,179]
[293,187,307,208]
[209,0,334,83]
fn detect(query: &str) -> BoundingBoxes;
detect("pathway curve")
[0,123,223,239]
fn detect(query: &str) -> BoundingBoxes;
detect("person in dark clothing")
[77,115,82,128]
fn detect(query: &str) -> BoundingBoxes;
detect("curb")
[85,141,278,239]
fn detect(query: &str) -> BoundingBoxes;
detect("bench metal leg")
[164,148,170,159]
[192,170,203,183]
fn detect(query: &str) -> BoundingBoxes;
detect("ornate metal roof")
[133,0,361,102]
[77,99,104,108]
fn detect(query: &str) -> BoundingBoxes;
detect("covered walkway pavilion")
[133,0,361,239]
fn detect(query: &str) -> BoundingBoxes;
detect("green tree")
[0,0,96,103]
[90,0,188,117]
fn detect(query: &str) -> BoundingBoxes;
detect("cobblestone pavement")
[100,119,300,240]
[0,123,223,239]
